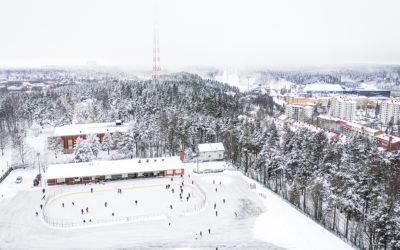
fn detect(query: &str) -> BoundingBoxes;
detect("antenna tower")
[152,2,162,84]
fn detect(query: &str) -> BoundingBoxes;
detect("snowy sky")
[0,0,399,69]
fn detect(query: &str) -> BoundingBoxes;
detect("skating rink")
[45,180,205,226]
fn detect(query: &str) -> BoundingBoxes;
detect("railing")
[42,180,207,229]
[0,167,13,184]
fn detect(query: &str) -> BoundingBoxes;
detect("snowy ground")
[0,162,354,250]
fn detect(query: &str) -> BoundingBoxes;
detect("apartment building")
[330,96,356,121]
[285,104,313,121]
[379,99,400,125]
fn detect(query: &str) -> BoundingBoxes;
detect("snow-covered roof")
[277,114,288,121]
[45,157,184,180]
[304,83,343,92]
[198,143,225,152]
[375,134,400,143]
[52,122,129,137]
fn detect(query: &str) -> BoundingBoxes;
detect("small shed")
[198,143,225,162]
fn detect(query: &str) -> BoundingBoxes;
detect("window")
[57,178,65,183]
[68,139,73,150]
[167,170,173,174]
[175,169,182,174]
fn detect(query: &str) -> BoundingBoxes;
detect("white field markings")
[43,182,207,228]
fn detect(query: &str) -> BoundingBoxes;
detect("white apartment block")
[380,100,400,125]
[331,96,356,121]
[285,104,313,121]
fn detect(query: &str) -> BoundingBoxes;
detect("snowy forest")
[0,78,399,249]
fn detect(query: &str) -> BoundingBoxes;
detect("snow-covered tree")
[102,132,113,155]
[47,137,63,159]
[87,134,101,158]
[73,137,93,162]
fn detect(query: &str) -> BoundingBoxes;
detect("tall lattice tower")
[152,3,162,84]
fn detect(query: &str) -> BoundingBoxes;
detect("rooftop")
[375,134,400,143]
[198,142,225,152]
[52,122,129,137]
[45,157,184,180]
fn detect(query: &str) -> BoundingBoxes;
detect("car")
[15,176,23,184]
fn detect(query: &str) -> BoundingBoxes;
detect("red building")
[50,121,128,153]
[375,134,400,151]
[45,157,185,186]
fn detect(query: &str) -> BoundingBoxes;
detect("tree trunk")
[333,205,336,231]
[345,211,350,239]
[303,187,306,212]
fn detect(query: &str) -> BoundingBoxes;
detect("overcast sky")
[0,0,399,69]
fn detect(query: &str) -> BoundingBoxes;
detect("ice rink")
[45,179,205,227]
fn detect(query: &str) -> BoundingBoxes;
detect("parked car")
[15,176,23,183]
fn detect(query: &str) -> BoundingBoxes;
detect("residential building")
[375,134,400,151]
[330,96,356,121]
[379,99,400,125]
[285,104,313,121]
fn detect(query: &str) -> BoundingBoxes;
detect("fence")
[42,180,207,229]
[0,167,13,184]
[224,158,364,250]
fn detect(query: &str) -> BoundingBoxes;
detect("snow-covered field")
[0,162,354,250]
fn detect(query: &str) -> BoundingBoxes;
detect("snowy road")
[0,168,354,249]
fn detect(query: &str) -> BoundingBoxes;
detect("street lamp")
[37,152,41,175]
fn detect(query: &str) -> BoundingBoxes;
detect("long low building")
[50,121,129,154]
[45,157,184,185]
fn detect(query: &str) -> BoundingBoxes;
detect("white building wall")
[198,150,224,161]
[380,101,400,125]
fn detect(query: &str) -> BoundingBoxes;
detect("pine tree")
[73,137,93,162]
[47,137,63,158]
[87,134,101,158]
[102,132,113,155]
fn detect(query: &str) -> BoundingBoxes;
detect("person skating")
[86,207,88,213]
[208,228,211,234]
[81,209,84,215]
[112,212,114,216]
[40,204,43,210]
[42,195,45,200]
[42,188,45,194]
[135,200,138,205]
[200,231,202,237]
[214,203,216,209]
[91,188,93,193]
[215,188,217,192]
[186,196,189,202]
[172,188,174,194]
[223,198,225,204]
[170,205,173,209]
[72,202,75,206]
[35,211,38,216]
[105,201,107,207]
[62,203,64,208]
[215,211,218,216]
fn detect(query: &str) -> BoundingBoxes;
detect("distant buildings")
[379,99,400,125]
[330,96,356,121]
